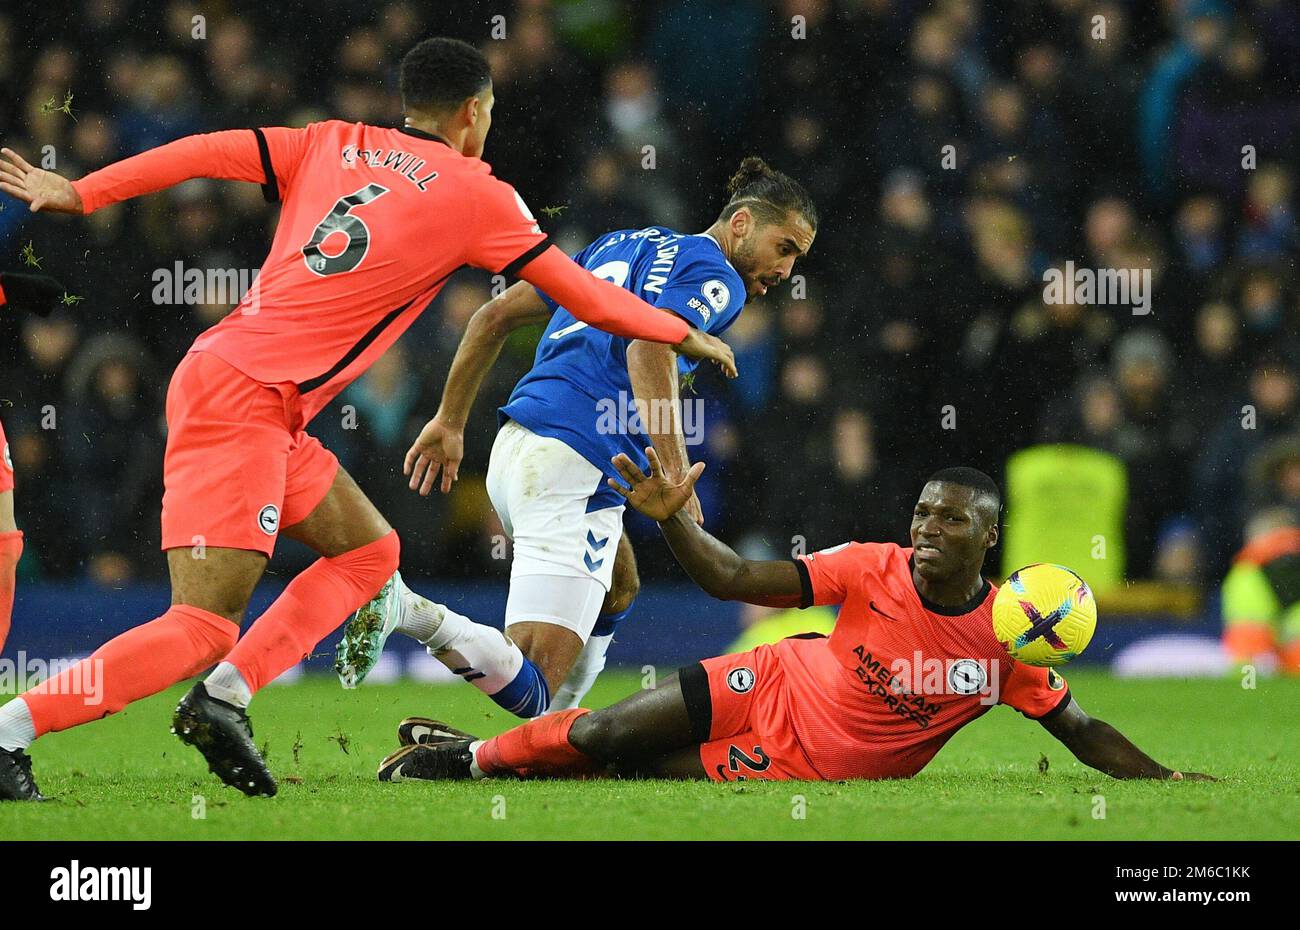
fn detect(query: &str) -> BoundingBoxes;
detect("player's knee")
[332,529,401,591]
[199,620,240,668]
[369,529,402,578]
[569,708,634,760]
[510,621,584,692]
[181,594,250,626]
[525,647,574,695]
[170,604,240,669]
[602,565,640,617]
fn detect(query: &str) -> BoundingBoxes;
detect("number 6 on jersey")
[302,183,389,276]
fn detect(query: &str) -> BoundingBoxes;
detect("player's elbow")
[472,298,514,339]
[711,561,766,602]
[474,282,549,338]
[677,566,735,601]
[700,571,746,602]
[467,298,529,346]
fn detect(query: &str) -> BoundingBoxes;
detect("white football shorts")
[486,420,625,639]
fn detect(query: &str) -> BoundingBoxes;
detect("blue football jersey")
[500,226,746,510]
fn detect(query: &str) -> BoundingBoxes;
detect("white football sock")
[425,607,526,696]
[468,739,488,779]
[548,633,614,712]
[395,584,447,645]
[204,662,253,709]
[393,578,532,701]
[0,697,37,751]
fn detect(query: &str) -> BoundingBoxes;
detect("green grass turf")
[2,669,1297,840]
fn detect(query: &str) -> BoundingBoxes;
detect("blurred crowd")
[0,0,1298,589]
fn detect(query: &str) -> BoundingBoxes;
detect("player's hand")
[673,329,737,379]
[608,446,705,522]
[404,417,464,496]
[1170,770,1217,782]
[0,148,83,214]
[0,272,68,316]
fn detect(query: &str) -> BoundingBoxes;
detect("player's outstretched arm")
[516,247,737,377]
[609,448,802,607]
[405,282,551,495]
[627,339,704,525]
[1040,696,1215,780]
[2,130,287,215]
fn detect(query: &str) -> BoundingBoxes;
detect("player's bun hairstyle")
[400,37,492,114]
[718,156,819,230]
[927,466,1002,517]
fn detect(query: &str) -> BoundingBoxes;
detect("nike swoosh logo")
[412,725,461,744]
[869,601,904,622]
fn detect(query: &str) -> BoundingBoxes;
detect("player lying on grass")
[0,271,66,654]
[0,37,735,802]
[335,158,816,718]
[377,452,1213,783]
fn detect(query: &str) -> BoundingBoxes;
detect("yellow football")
[993,563,1097,667]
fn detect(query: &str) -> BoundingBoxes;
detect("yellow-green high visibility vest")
[1002,444,1126,594]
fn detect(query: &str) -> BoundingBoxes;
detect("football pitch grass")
[2,669,1297,840]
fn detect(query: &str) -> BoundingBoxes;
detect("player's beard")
[731,233,760,292]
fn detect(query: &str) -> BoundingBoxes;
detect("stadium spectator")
[58,334,164,581]
[1196,355,1300,575]
[1186,301,1248,417]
